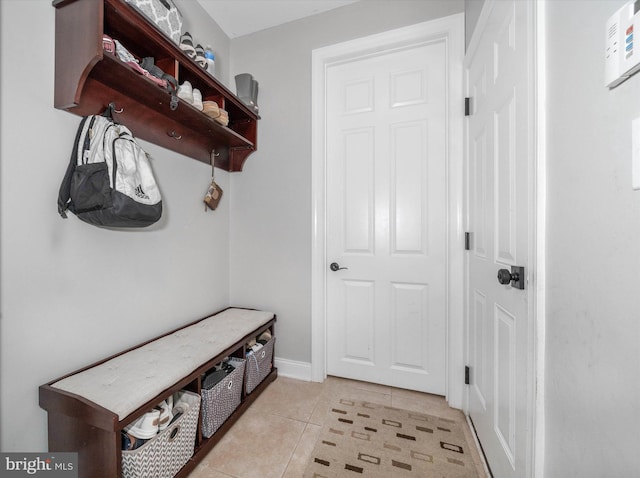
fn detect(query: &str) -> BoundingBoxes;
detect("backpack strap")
[58,116,90,218]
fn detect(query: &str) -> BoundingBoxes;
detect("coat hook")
[108,102,123,114]
[167,130,182,140]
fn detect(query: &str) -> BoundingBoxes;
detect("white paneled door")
[325,40,448,394]
[466,0,535,476]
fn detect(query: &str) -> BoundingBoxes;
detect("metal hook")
[108,102,123,114]
[167,130,182,140]
[212,151,220,157]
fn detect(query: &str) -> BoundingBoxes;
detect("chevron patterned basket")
[245,337,275,394]
[122,390,200,478]
[201,358,245,438]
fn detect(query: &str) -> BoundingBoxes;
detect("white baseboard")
[274,357,312,381]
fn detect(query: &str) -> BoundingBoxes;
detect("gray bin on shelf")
[122,390,200,478]
[245,337,275,394]
[201,358,246,438]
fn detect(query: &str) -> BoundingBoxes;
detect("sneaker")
[125,409,160,440]
[177,81,194,104]
[192,88,203,111]
[156,400,173,431]
[179,32,196,58]
[169,397,190,423]
[194,44,206,69]
[169,402,189,425]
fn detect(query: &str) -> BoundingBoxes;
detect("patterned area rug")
[304,398,480,477]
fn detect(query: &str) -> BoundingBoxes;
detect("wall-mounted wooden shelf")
[53,0,259,172]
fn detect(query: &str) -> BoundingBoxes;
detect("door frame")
[311,13,466,408]
[463,1,545,476]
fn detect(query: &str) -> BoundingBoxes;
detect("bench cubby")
[39,307,277,478]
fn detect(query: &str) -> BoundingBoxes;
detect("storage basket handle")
[168,425,180,441]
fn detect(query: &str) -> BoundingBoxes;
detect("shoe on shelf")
[121,431,147,451]
[192,88,203,111]
[179,32,196,58]
[155,400,173,431]
[125,408,160,440]
[202,100,220,119]
[169,400,190,425]
[194,44,206,69]
[177,81,194,104]
[258,330,272,342]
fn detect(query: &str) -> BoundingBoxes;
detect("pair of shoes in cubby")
[122,396,174,450]
[246,331,272,356]
[179,32,207,70]
[177,81,203,111]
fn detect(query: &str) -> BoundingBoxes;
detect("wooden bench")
[39,308,277,477]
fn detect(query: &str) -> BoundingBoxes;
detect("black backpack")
[58,106,162,227]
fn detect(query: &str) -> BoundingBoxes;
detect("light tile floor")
[188,376,489,478]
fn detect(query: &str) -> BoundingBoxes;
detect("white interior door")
[325,40,448,394]
[465,0,535,476]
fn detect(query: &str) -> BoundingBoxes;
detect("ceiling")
[196,0,360,38]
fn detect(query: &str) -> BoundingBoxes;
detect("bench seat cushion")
[51,308,274,420]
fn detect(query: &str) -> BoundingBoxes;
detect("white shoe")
[125,409,160,439]
[177,81,193,104]
[192,88,203,111]
[170,400,190,424]
[156,400,173,431]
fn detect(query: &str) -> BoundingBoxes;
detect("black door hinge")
[465,97,472,116]
[465,232,471,251]
[465,366,470,385]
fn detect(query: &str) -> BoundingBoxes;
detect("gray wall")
[0,0,231,451]
[228,0,464,364]
[545,1,640,475]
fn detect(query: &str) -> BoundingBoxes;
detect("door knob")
[330,262,348,271]
[497,266,525,290]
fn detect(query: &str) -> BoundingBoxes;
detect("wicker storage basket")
[245,337,275,394]
[201,358,246,438]
[122,390,200,478]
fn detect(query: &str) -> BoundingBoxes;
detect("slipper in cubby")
[202,100,220,119]
[179,32,196,58]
